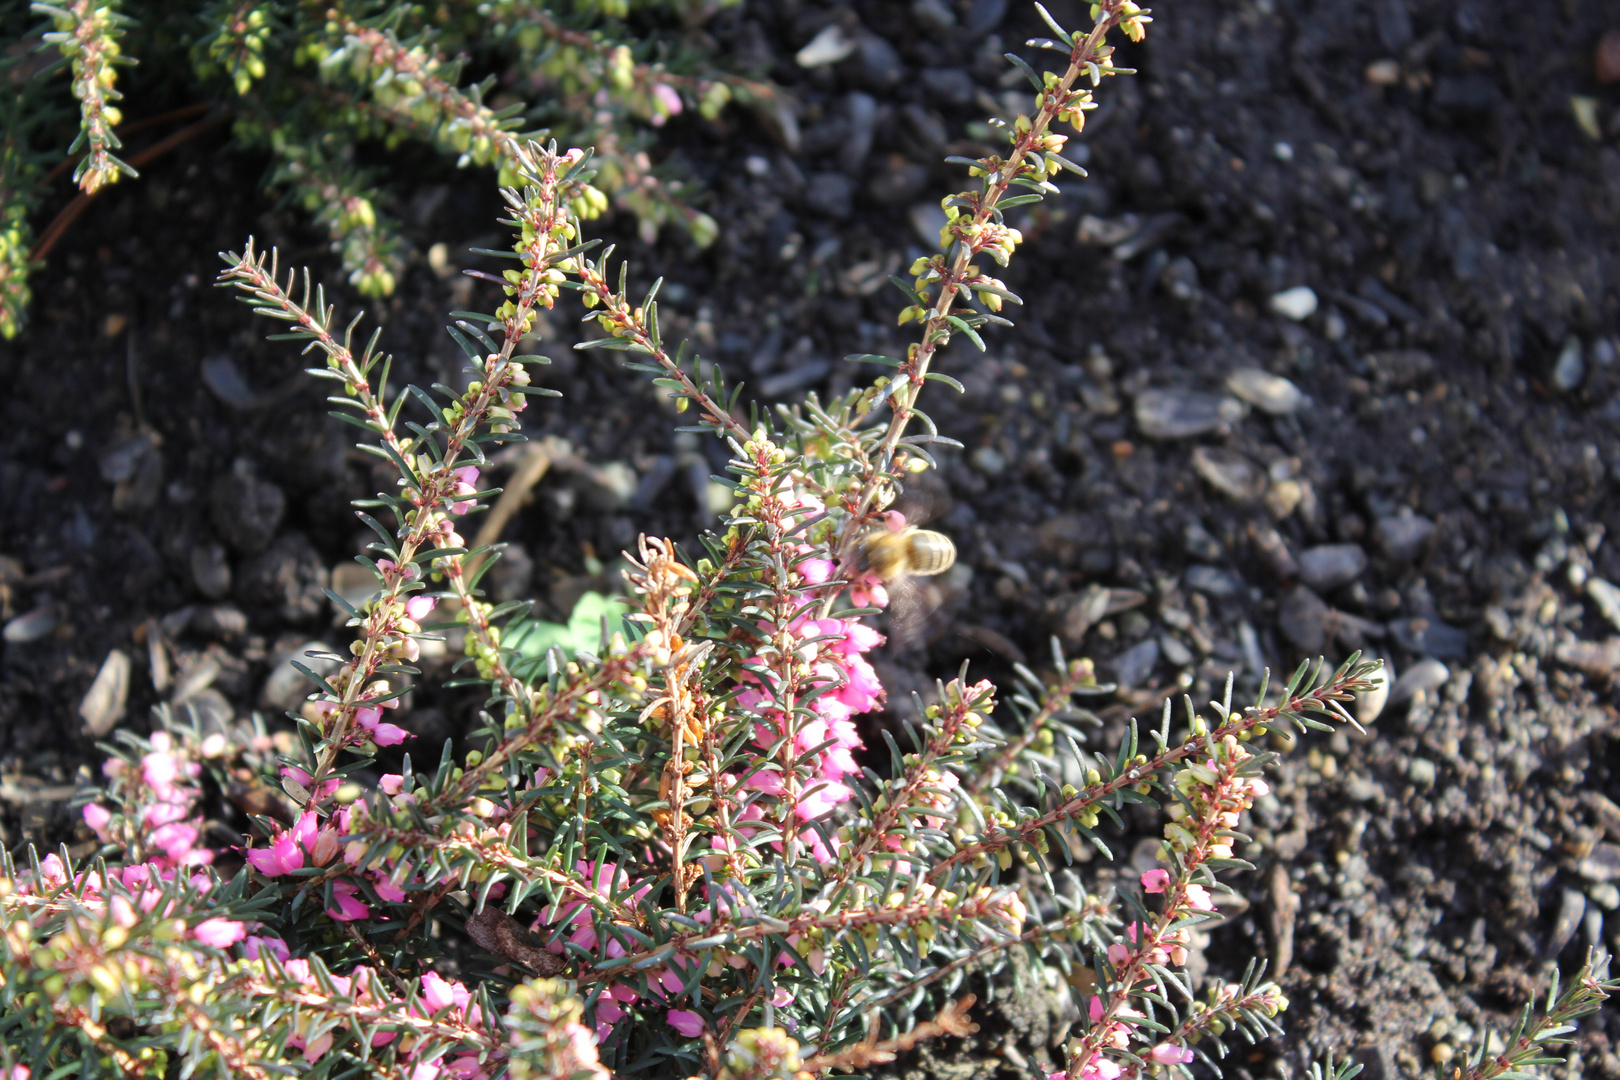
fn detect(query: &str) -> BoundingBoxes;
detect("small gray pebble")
[1226,367,1305,415]
[1182,521,1223,561]
[1587,882,1620,911]
[3,607,57,644]
[262,640,340,712]
[1183,565,1244,597]
[1270,286,1318,320]
[918,67,974,105]
[795,24,855,68]
[200,356,259,409]
[1373,514,1435,563]
[1134,389,1244,440]
[79,648,131,736]
[1389,616,1469,659]
[1355,657,1394,724]
[193,604,248,638]
[909,202,949,247]
[1552,337,1585,392]
[1159,634,1194,667]
[841,32,902,92]
[805,172,854,220]
[1390,658,1449,703]
[1586,578,1620,634]
[1279,585,1330,653]
[971,446,1007,476]
[1546,888,1586,958]
[575,461,637,512]
[1114,637,1160,688]
[1297,543,1367,591]
[1192,446,1265,501]
[191,542,233,599]
[1577,843,1620,883]
[239,532,328,622]
[210,466,285,554]
[181,687,234,736]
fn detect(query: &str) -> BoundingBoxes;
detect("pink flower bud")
[242,935,290,962]
[326,881,370,922]
[82,802,112,836]
[1184,883,1215,911]
[1150,1043,1195,1065]
[193,918,247,948]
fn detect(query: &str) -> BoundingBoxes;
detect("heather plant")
[0,0,774,337]
[1,3,1614,1079]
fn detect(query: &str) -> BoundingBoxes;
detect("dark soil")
[3,0,1619,1077]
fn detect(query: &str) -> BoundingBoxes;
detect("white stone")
[795,24,855,68]
[1270,286,1318,321]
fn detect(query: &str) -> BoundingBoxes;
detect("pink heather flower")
[1082,1055,1124,1080]
[143,799,189,827]
[242,935,290,963]
[1150,1043,1195,1065]
[421,971,464,1014]
[379,774,406,795]
[150,822,201,864]
[193,918,247,948]
[405,594,437,621]
[38,854,68,891]
[291,811,320,849]
[771,986,794,1008]
[245,830,305,877]
[356,706,410,746]
[1184,883,1215,911]
[307,828,342,868]
[796,778,851,822]
[374,878,407,903]
[666,1009,704,1038]
[832,653,883,712]
[649,82,683,126]
[13,1067,31,1080]
[443,1054,487,1080]
[82,802,112,837]
[327,881,370,922]
[110,894,137,928]
[448,466,480,515]
[371,721,410,746]
[797,556,834,584]
[596,996,626,1026]
[411,1064,443,1080]
[1141,868,1170,893]
[849,578,889,609]
[281,764,340,800]
[141,750,178,792]
[296,1030,334,1063]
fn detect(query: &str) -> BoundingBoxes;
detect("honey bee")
[853,526,957,583]
[851,526,956,647]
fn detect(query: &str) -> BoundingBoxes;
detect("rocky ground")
[3,0,1620,1077]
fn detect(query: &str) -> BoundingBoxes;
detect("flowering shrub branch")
[4,3,1614,1078]
[3,0,745,335]
[34,0,137,194]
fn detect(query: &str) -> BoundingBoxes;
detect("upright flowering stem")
[837,0,1137,553]
[217,142,587,808]
[35,0,135,194]
[1066,732,1278,1080]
